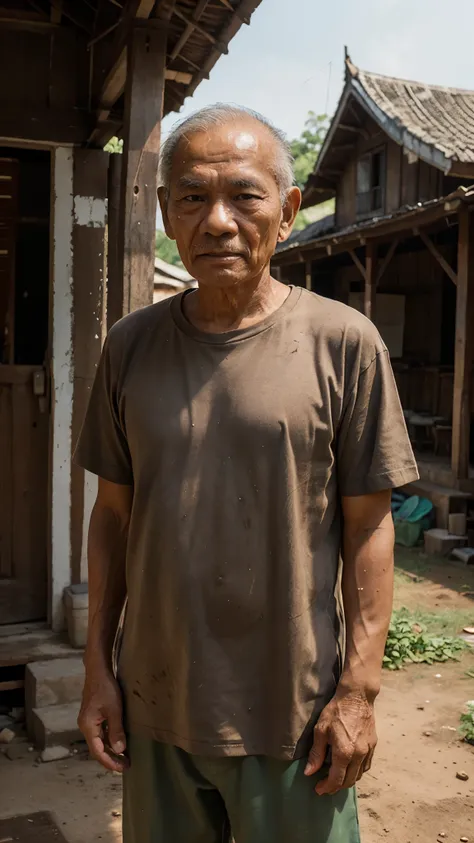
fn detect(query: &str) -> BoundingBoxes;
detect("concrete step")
[25,658,84,740]
[32,701,83,750]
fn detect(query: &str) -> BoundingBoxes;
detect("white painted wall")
[80,470,98,582]
[51,148,74,631]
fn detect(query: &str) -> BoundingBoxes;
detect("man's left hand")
[304,690,377,795]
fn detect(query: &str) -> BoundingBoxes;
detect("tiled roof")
[351,62,474,164]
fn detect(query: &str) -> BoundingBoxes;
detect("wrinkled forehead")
[170,119,279,183]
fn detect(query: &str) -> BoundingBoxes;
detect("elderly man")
[76,104,418,843]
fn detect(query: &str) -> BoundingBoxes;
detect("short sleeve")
[74,332,133,485]
[337,349,419,496]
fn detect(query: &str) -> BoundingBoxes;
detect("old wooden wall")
[0,27,90,143]
[335,114,445,229]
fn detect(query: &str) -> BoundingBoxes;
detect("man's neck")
[183,271,290,334]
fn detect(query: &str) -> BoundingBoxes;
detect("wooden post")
[363,242,377,322]
[305,260,312,291]
[452,207,474,482]
[106,152,123,331]
[119,21,167,315]
[71,149,109,584]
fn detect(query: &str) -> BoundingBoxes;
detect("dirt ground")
[1,549,473,843]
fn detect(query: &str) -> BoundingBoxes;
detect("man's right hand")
[78,669,129,773]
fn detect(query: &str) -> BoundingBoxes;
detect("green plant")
[383,609,466,670]
[104,136,123,154]
[459,700,474,745]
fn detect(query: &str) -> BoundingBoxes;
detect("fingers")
[362,746,375,775]
[315,750,349,795]
[90,733,129,774]
[305,725,329,776]
[78,702,128,774]
[106,705,127,756]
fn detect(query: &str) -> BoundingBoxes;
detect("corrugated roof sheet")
[276,214,335,252]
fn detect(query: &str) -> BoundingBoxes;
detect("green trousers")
[122,735,360,843]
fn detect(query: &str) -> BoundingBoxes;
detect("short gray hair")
[159,103,294,203]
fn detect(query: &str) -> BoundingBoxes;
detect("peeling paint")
[80,470,98,582]
[51,148,74,632]
[74,195,107,228]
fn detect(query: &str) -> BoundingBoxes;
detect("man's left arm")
[305,488,394,795]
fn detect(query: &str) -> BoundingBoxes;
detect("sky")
[162,0,474,142]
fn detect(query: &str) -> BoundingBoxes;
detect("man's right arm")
[78,477,132,772]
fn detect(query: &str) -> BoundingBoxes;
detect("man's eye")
[182,194,205,202]
[235,193,261,201]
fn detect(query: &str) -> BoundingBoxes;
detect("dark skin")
[79,117,394,793]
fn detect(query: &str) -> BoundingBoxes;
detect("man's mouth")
[197,252,244,259]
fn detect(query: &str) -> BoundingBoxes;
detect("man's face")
[159,118,300,288]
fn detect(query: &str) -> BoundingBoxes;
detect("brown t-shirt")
[75,286,418,760]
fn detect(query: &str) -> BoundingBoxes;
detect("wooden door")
[0,366,49,623]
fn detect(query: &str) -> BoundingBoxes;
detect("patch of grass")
[406,607,474,637]
[384,609,467,670]
[394,547,432,577]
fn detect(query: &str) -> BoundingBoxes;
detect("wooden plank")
[170,0,210,61]
[349,249,366,282]
[452,207,474,481]
[0,679,24,691]
[0,382,12,580]
[90,0,156,137]
[364,242,376,321]
[106,153,123,330]
[0,107,93,145]
[119,22,167,314]
[4,369,48,622]
[417,228,457,286]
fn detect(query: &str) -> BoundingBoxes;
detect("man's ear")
[158,186,176,241]
[277,186,301,243]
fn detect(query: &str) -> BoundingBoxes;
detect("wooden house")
[0,0,262,641]
[153,257,196,303]
[272,51,474,508]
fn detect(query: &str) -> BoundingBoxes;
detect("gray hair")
[159,103,294,204]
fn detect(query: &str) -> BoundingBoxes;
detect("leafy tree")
[155,230,183,267]
[290,112,328,190]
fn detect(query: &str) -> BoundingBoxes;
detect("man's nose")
[202,200,239,237]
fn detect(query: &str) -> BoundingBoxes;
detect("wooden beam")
[165,69,193,84]
[51,0,62,24]
[0,679,24,692]
[452,207,474,481]
[170,0,210,61]
[376,238,399,285]
[89,0,156,141]
[106,152,123,330]
[0,106,93,145]
[364,242,377,321]
[119,22,167,314]
[172,6,220,47]
[417,228,457,285]
[0,15,59,32]
[339,123,365,134]
[305,260,312,291]
[349,249,366,282]
[448,162,474,179]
